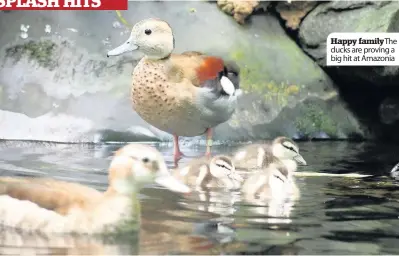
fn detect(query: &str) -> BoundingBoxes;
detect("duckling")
[0,144,190,234]
[171,155,243,190]
[241,159,299,202]
[232,136,307,174]
[241,160,299,225]
[106,18,241,164]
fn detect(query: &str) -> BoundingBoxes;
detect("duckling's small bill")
[294,154,307,166]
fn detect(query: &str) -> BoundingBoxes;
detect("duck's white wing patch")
[220,76,235,96]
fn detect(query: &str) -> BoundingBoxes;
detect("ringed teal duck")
[171,155,243,190]
[106,18,241,164]
[0,144,190,234]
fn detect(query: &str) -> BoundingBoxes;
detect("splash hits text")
[0,0,102,8]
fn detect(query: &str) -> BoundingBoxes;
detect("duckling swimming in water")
[232,136,307,174]
[0,144,191,234]
[241,157,299,202]
[171,155,243,190]
[241,158,299,225]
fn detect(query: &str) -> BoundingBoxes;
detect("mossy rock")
[5,40,57,69]
[228,44,303,109]
[294,102,338,137]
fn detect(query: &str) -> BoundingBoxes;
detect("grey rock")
[275,1,319,30]
[379,97,399,124]
[0,2,363,143]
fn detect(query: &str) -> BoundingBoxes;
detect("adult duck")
[107,18,241,164]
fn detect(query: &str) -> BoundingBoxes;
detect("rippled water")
[1,140,399,255]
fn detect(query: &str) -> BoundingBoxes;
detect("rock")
[275,1,319,30]
[297,1,399,142]
[217,0,262,24]
[299,1,399,85]
[379,97,399,125]
[0,2,364,143]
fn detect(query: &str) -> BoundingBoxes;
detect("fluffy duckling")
[241,161,299,226]
[171,155,243,190]
[0,144,190,234]
[241,160,299,202]
[232,136,307,174]
[242,163,298,226]
[106,18,241,164]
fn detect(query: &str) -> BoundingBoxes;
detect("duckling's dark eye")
[216,163,227,169]
[274,175,284,182]
[144,29,152,35]
[142,157,150,163]
[283,144,297,153]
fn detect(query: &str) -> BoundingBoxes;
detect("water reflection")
[1,140,399,254]
[184,189,241,216]
[0,228,138,255]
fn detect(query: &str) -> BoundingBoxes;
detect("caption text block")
[327,33,399,66]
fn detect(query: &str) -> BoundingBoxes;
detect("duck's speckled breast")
[131,58,209,137]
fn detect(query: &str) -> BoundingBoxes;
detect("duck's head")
[244,163,292,201]
[271,137,307,166]
[108,144,190,195]
[266,164,290,197]
[209,155,243,188]
[107,18,174,60]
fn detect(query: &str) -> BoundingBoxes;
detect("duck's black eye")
[142,157,150,163]
[144,29,152,35]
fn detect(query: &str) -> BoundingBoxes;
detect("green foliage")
[229,48,302,107]
[294,103,338,136]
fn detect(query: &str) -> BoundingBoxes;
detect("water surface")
[0,140,399,255]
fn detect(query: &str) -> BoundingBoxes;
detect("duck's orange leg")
[205,128,213,158]
[173,134,184,164]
